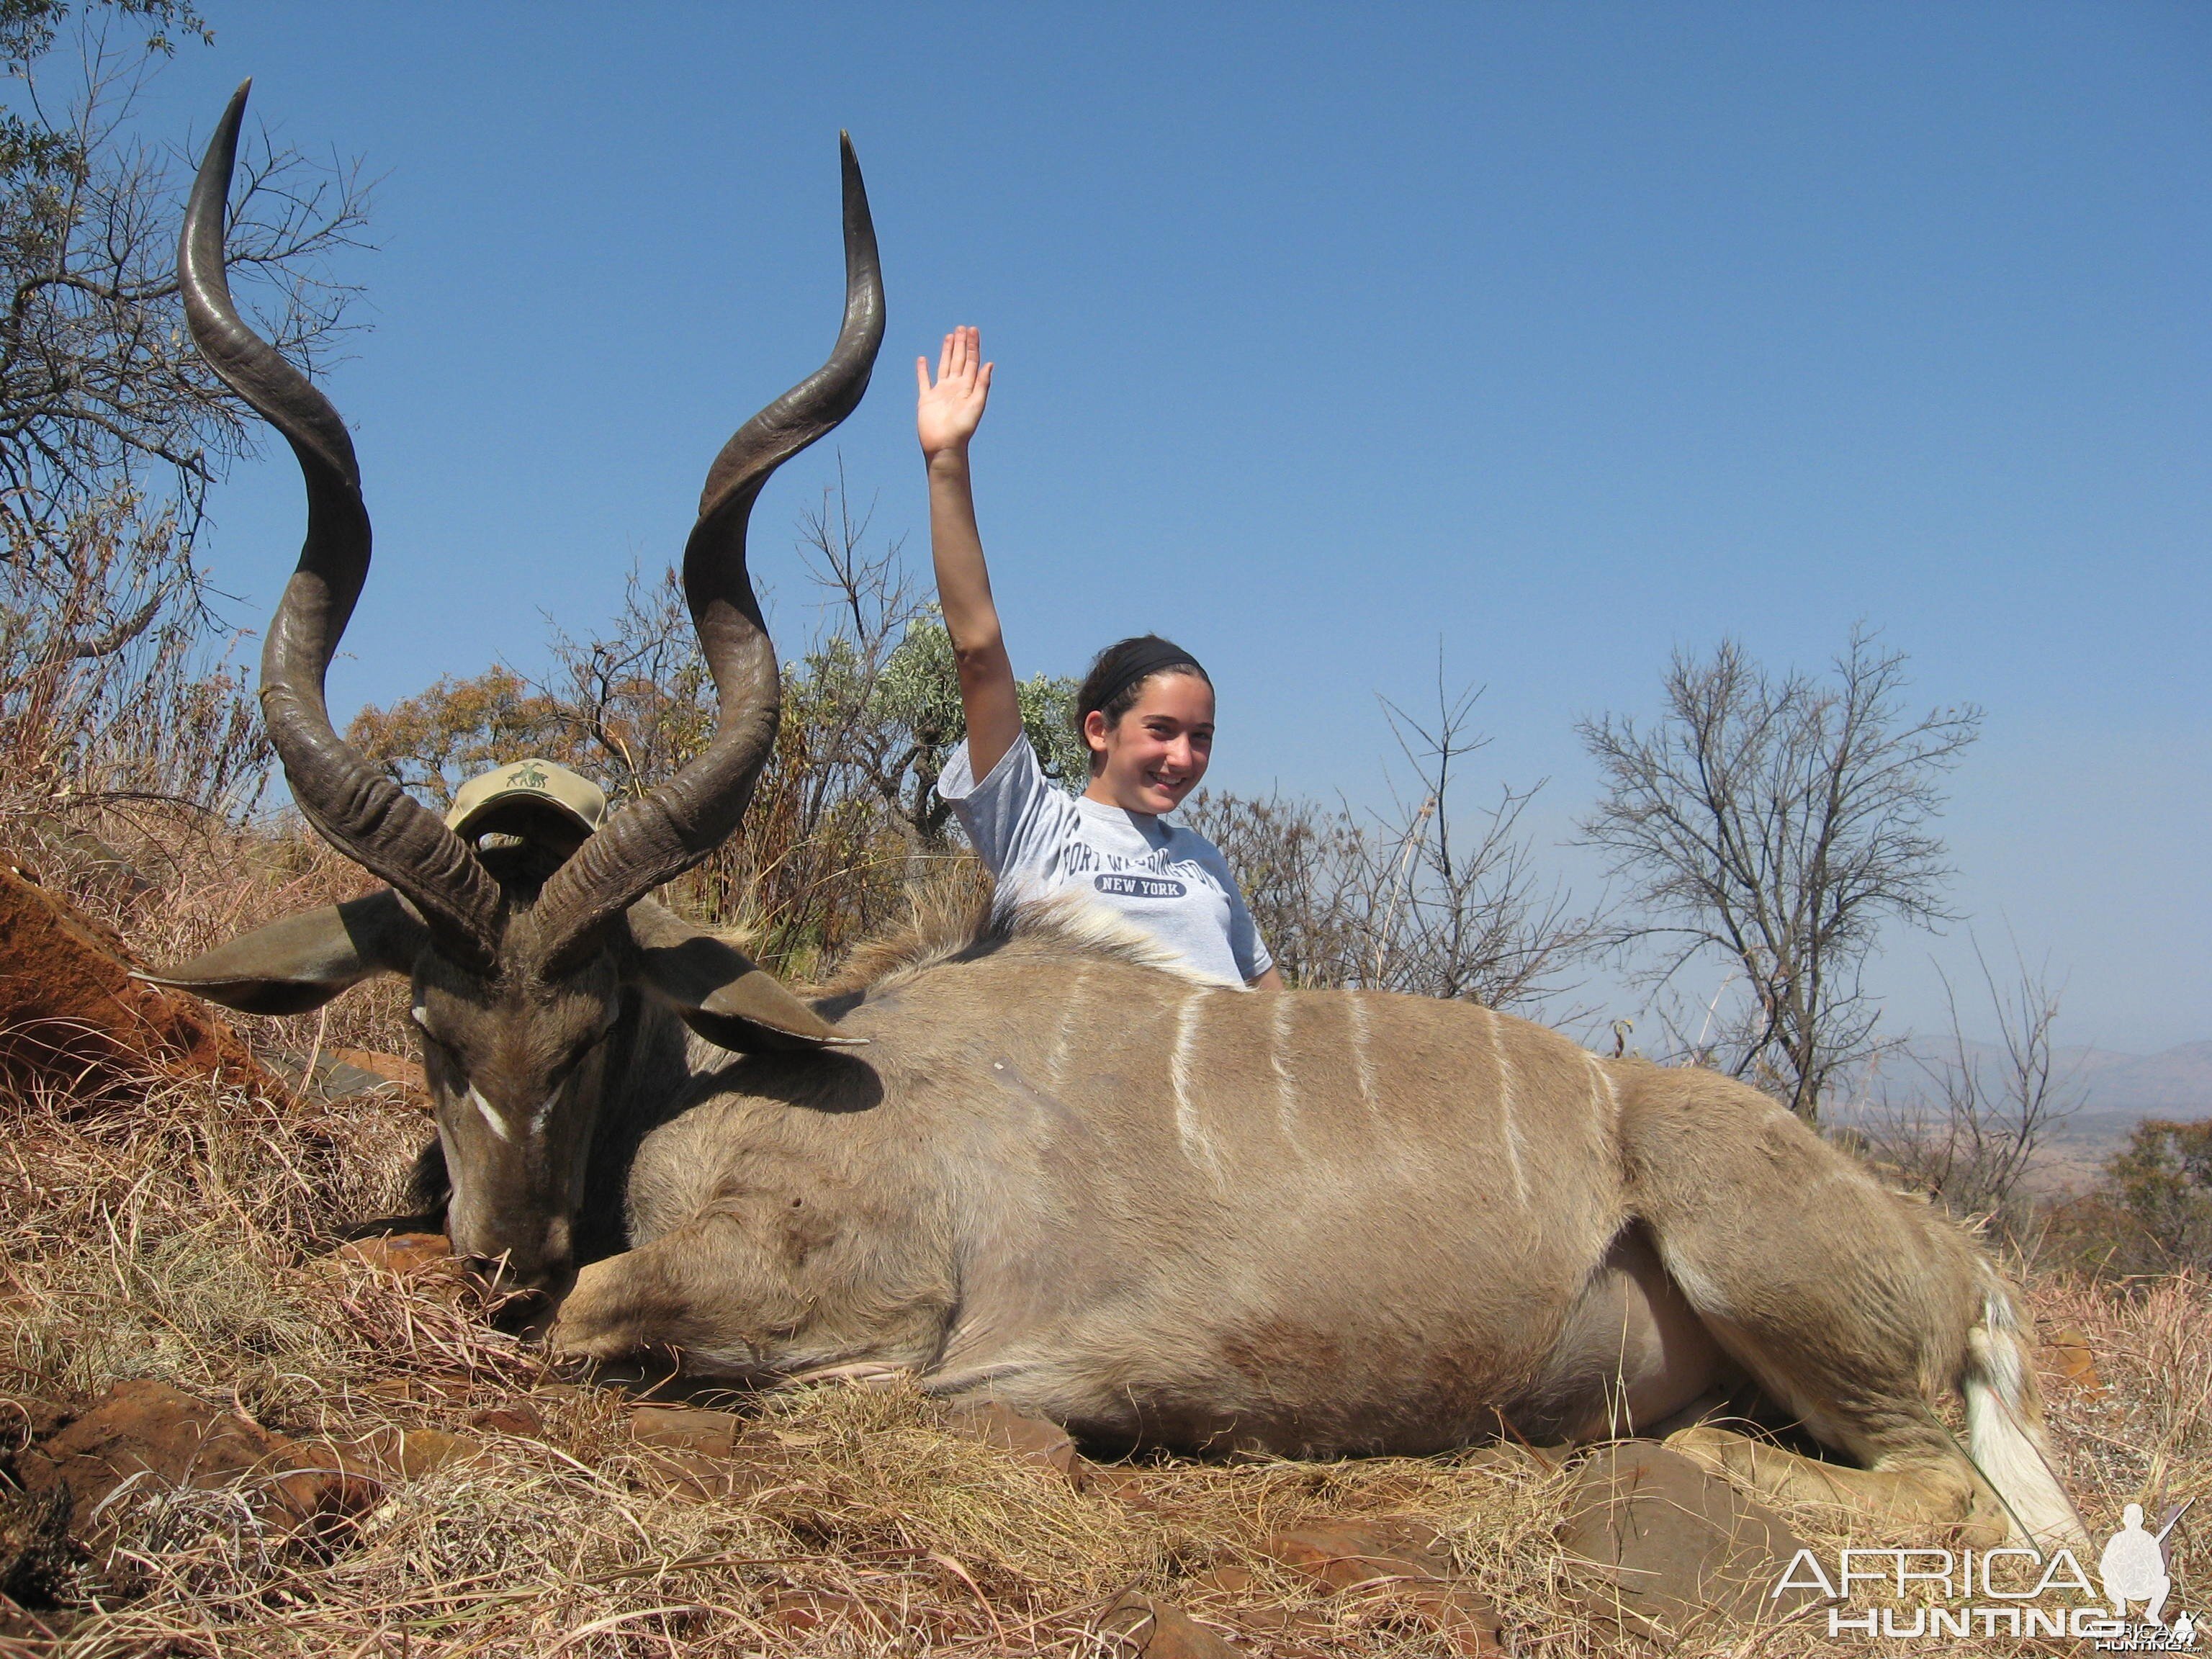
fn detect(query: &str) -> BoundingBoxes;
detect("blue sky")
[116,3,2208,1054]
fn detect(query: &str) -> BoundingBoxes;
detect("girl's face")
[1083,671,1215,815]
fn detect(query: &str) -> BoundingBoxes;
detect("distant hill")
[2056,1040,2212,1117]
[1838,1038,2212,1194]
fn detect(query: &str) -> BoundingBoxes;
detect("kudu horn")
[534,130,885,966]
[181,81,503,969]
[184,85,885,971]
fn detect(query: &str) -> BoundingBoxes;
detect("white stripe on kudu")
[1347,994,1377,1115]
[1484,1010,1532,1206]
[468,1084,511,1143]
[1045,966,1088,1089]
[1169,990,1224,1181]
[1270,994,1300,1146]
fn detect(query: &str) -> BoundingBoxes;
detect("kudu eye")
[542,1027,608,1091]
[410,1016,469,1084]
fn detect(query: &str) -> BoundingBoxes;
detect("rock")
[266,1045,428,1110]
[1557,1442,1821,1641]
[332,1232,454,1274]
[634,1445,745,1502]
[1465,1441,1567,1476]
[945,1400,1087,1486]
[467,1402,545,1438]
[328,1047,426,1094]
[1191,1563,1257,1596]
[1098,1591,1243,1658]
[626,1406,760,1501]
[12,1380,361,1539]
[2044,1326,2108,1398]
[1263,1519,1454,1590]
[629,1406,741,1459]
[1210,1600,1342,1650]
[1400,1584,1511,1658]
[760,1589,871,1635]
[1262,1521,1505,1655]
[0,863,282,1097]
[1086,1465,1160,1506]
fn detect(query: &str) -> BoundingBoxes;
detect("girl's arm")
[918,326,1022,776]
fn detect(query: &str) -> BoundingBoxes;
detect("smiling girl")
[920,326,1281,990]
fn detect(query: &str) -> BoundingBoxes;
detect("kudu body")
[156,89,2085,1550]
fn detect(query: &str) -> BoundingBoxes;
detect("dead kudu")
[152,87,2085,1551]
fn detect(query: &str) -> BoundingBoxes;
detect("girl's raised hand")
[917,325,994,460]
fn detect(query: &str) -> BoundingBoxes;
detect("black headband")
[1082,639,1209,719]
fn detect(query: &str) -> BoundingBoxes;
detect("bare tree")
[0,5,371,554]
[793,459,1084,865]
[1863,937,2082,1228]
[0,3,372,832]
[1189,672,1593,1011]
[1182,787,1365,989]
[1356,678,1591,1005]
[1577,629,1982,1120]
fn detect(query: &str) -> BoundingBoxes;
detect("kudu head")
[148,84,882,1290]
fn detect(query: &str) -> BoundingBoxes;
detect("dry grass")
[6,1064,2203,1657]
[1,838,2205,1655]
[2022,1271,2212,1527]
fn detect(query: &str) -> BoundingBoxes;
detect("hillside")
[1840,1036,2212,1192]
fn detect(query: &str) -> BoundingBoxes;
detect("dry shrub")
[1185,677,1593,1011]
[2026,1117,2212,1309]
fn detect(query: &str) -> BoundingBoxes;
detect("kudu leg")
[1609,1062,2016,1536]
[1663,1424,2002,1542]
[550,1201,955,1382]
[549,1214,815,1370]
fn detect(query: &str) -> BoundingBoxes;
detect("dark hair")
[1074,634,1211,760]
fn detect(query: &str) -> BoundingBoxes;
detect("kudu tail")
[1962,1275,2090,1553]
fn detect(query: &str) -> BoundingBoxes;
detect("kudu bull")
[154,86,2084,1550]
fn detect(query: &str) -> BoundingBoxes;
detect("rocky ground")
[0,859,2204,1657]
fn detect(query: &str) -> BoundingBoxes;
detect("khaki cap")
[445,759,607,838]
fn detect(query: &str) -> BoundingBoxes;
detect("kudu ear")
[624,900,863,1054]
[138,891,426,1015]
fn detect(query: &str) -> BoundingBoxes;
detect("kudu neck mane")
[817,894,1229,1002]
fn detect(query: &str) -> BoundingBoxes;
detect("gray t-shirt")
[938,735,1273,987]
